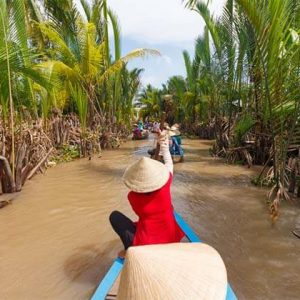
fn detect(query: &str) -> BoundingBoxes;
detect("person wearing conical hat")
[109,130,184,256]
[148,122,172,159]
[117,243,228,300]
[132,124,142,140]
[169,125,184,161]
[138,120,144,131]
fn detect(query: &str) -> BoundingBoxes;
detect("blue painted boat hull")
[91,212,237,300]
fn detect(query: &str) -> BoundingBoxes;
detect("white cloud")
[108,0,225,45]
[162,55,172,65]
[141,75,160,87]
[78,0,226,86]
[136,55,174,87]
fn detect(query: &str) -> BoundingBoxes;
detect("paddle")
[154,112,166,160]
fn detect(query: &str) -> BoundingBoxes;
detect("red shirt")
[128,174,185,246]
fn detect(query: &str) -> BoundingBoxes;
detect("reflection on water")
[0,138,299,300]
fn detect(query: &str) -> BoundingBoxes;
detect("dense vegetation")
[138,0,300,219]
[0,0,158,196]
[1,0,300,220]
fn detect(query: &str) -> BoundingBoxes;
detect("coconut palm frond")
[121,48,161,63]
[182,50,193,89]
[37,22,77,65]
[108,9,121,62]
[195,2,222,60]
[69,83,88,131]
[36,60,80,81]
[79,0,91,21]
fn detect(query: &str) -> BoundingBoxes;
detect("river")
[0,138,299,300]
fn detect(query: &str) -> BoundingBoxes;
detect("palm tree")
[36,0,159,127]
[182,0,300,217]
[167,76,187,123]
[234,0,300,217]
[0,0,51,180]
[138,85,163,120]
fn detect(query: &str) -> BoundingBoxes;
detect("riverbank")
[0,139,299,299]
[0,114,130,198]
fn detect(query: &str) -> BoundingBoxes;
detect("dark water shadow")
[64,240,120,285]
[197,139,214,146]
[181,139,212,146]
[181,148,215,163]
[81,163,125,178]
[174,169,254,188]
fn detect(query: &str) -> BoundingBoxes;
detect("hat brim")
[123,157,170,193]
[169,129,181,136]
[117,243,227,300]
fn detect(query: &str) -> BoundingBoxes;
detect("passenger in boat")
[132,124,142,138]
[169,126,184,160]
[152,121,160,132]
[138,120,144,131]
[109,129,184,256]
[147,123,171,159]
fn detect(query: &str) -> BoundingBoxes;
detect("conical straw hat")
[169,128,181,137]
[117,243,227,300]
[163,122,170,130]
[122,157,169,193]
[170,124,180,130]
[170,125,181,136]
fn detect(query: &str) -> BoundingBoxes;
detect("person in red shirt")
[109,130,184,255]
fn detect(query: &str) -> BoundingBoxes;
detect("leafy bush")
[234,115,256,145]
[53,145,80,163]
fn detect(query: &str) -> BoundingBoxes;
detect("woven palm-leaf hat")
[171,123,180,129]
[117,243,227,300]
[122,157,169,193]
[169,125,181,137]
[171,124,180,130]
[169,129,181,137]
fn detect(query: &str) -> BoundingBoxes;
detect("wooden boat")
[91,212,237,300]
[132,130,149,140]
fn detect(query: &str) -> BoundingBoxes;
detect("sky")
[87,0,226,88]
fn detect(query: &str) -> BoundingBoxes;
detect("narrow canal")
[0,138,299,299]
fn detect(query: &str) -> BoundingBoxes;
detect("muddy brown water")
[0,138,299,300]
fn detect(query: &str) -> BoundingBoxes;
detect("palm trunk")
[103,0,110,66]
[1,13,15,181]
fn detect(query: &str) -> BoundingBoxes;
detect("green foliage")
[251,175,276,187]
[182,0,300,212]
[0,0,158,133]
[137,85,163,119]
[69,84,88,131]
[53,145,80,163]
[234,115,256,145]
[139,0,300,214]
